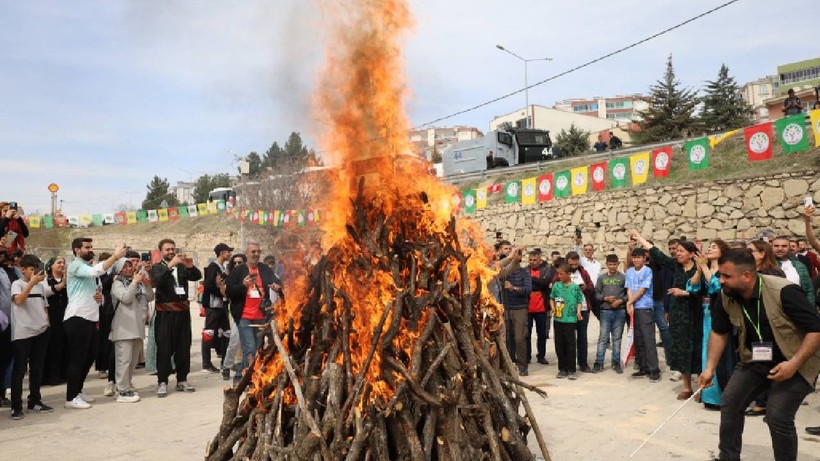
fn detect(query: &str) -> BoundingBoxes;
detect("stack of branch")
[206,185,550,461]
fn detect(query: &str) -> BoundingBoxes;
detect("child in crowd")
[593,254,628,373]
[9,254,53,419]
[625,248,661,383]
[550,263,584,380]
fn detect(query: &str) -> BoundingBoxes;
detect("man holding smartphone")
[0,202,29,255]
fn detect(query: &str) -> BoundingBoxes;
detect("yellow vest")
[720,274,820,384]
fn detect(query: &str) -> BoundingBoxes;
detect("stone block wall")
[470,170,820,255]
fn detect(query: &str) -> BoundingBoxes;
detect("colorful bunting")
[590,162,606,192]
[776,114,810,153]
[476,188,487,209]
[570,166,588,196]
[630,151,651,185]
[158,209,169,222]
[43,215,54,229]
[103,214,115,224]
[609,158,628,189]
[126,211,137,224]
[521,178,537,205]
[685,138,710,170]
[168,207,179,221]
[652,146,672,177]
[80,215,92,226]
[537,174,553,202]
[187,205,199,218]
[28,216,41,229]
[811,109,820,147]
[92,214,103,227]
[207,202,218,215]
[487,184,503,194]
[744,122,773,162]
[147,210,158,223]
[504,181,520,204]
[554,170,570,198]
[197,203,208,216]
[462,189,477,213]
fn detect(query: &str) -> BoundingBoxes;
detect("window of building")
[605,100,633,109]
[780,65,820,85]
[572,104,598,112]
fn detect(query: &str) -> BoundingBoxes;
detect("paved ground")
[1,314,818,460]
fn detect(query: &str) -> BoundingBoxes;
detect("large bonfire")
[206,1,549,460]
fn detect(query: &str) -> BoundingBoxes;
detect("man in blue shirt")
[626,248,660,382]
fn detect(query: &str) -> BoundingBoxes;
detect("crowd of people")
[0,205,284,420]
[491,204,820,461]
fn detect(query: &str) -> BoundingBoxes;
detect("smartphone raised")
[805,196,814,209]
[140,252,151,262]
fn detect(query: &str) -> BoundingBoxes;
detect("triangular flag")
[126,211,138,224]
[476,188,487,209]
[609,158,629,189]
[28,216,41,229]
[521,178,537,205]
[157,209,169,222]
[92,214,104,227]
[570,166,588,196]
[810,109,820,147]
[775,114,810,154]
[537,174,553,202]
[630,151,651,185]
[462,190,477,213]
[554,170,571,198]
[652,146,673,177]
[744,122,774,162]
[590,162,606,192]
[504,181,520,203]
[43,215,54,229]
[685,138,710,170]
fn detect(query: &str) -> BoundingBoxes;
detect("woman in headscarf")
[110,257,154,403]
[43,257,68,385]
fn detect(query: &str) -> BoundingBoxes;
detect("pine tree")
[192,173,232,203]
[142,176,179,210]
[554,123,591,156]
[635,54,699,143]
[699,64,753,133]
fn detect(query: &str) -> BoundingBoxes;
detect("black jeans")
[575,311,590,368]
[11,329,50,411]
[155,310,192,384]
[64,316,97,401]
[0,326,11,398]
[553,321,577,373]
[527,312,549,361]
[632,308,660,374]
[718,362,812,461]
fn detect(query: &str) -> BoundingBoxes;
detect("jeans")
[632,308,660,374]
[653,300,670,363]
[235,318,261,380]
[553,321,576,373]
[576,311,590,368]
[718,362,812,461]
[526,311,549,361]
[11,329,50,411]
[595,309,625,366]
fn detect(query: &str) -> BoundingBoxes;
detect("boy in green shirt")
[550,263,584,380]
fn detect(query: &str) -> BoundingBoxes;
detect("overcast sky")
[2,0,816,215]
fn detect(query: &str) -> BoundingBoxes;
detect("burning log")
[206,182,551,461]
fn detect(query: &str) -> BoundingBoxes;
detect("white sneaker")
[157,382,168,398]
[669,371,682,382]
[79,392,96,403]
[103,381,115,397]
[64,396,92,409]
[116,391,140,403]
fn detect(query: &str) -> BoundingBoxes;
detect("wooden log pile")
[206,183,550,461]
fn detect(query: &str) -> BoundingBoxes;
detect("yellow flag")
[521,177,537,204]
[28,216,41,229]
[570,166,588,196]
[476,188,487,209]
[709,129,739,148]
[157,209,169,222]
[630,151,651,185]
[810,109,820,147]
[80,214,93,226]
[197,203,209,215]
[207,201,218,215]
[126,211,137,224]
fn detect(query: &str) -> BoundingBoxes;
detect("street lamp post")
[496,45,552,129]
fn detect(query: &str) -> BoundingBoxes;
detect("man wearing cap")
[201,243,232,373]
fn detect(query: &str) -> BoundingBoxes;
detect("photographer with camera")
[226,241,283,384]
[783,89,804,116]
[150,238,202,398]
[0,202,29,255]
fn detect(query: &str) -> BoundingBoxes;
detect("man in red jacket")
[527,249,555,365]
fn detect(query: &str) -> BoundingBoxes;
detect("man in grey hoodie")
[593,254,628,373]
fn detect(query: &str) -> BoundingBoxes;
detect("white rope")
[630,387,703,458]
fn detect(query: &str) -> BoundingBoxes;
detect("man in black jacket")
[201,243,233,373]
[225,241,283,383]
[151,238,202,398]
[527,249,554,365]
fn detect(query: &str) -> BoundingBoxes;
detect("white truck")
[442,128,553,177]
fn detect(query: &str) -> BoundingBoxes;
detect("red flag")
[590,162,607,191]
[114,211,126,225]
[744,122,773,162]
[251,210,260,225]
[168,207,179,221]
[268,210,275,226]
[487,184,503,194]
[452,191,462,212]
[537,173,553,202]
[55,215,68,228]
[307,210,315,224]
[239,208,247,222]
[284,210,293,227]
[652,146,673,177]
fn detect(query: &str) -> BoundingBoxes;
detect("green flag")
[216,200,227,212]
[608,158,629,189]
[43,215,54,229]
[178,206,189,219]
[554,170,571,198]
[92,214,103,227]
[504,181,520,203]
[685,137,710,170]
[462,189,477,213]
[775,114,810,153]
[137,210,148,223]
[278,210,286,226]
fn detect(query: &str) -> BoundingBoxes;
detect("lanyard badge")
[743,276,773,362]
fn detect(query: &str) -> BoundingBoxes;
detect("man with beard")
[700,249,820,461]
[554,252,596,373]
[527,249,554,366]
[770,236,815,307]
[151,238,202,397]
[64,238,126,409]
[202,243,232,373]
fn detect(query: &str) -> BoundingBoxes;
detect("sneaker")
[103,381,115,397]
[64,396,91,409]
[176,381,196,392]
[669,371,682,382]
[649,374,661,383]
[10,408,23,420]
[632,370,649,378]
[79,392,96,403]
[592,363,603,373]
[201,365,220,373]
[221,368,231,381]
[116,391,140,403]
[568,372,578,381]
[157,382,168,398]
[537,357,549,365]
[556,371,569,379]
[579,365,593,373]
[613,364,624,374]
[27,401,54,413]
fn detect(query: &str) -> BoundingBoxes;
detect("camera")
[8,202,17,210]
[141,252,151,262]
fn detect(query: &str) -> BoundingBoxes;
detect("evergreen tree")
[554,123,591,156]
[635,54,699,143]
[699,64,753,133]
[142,176,179,210]
[263,141,284,169]
[283,131,309,164]
[192,173,232,203]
